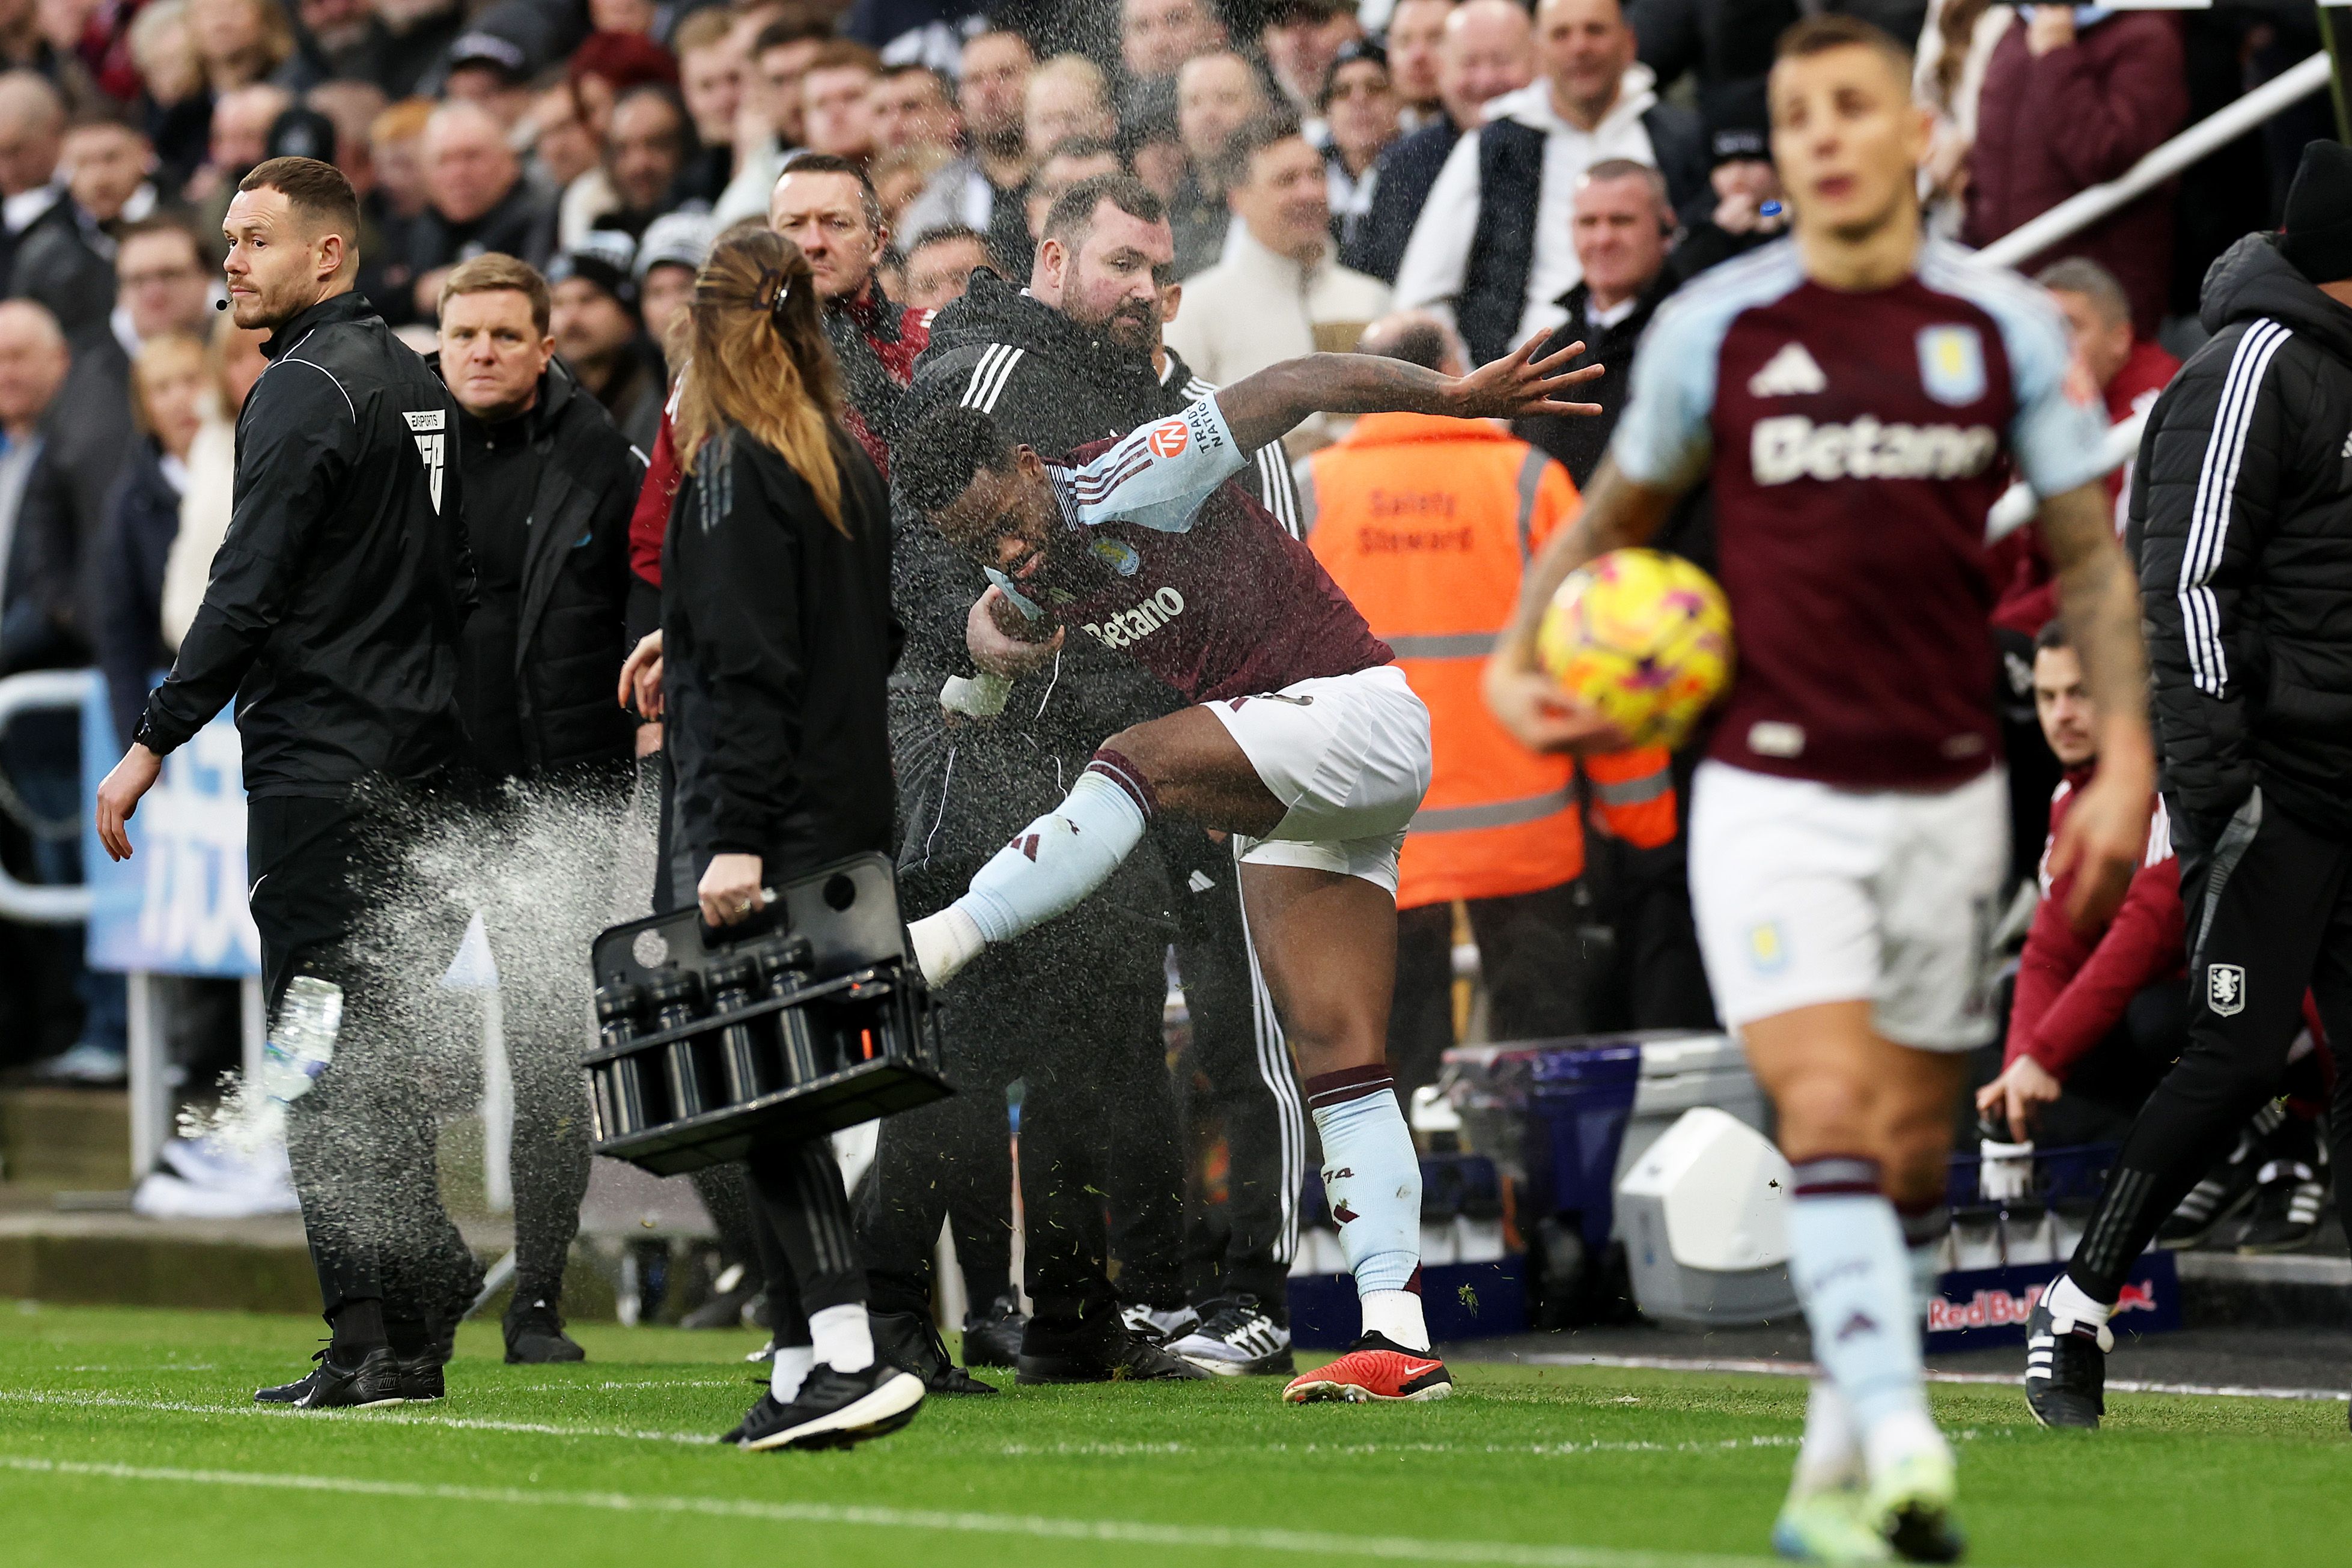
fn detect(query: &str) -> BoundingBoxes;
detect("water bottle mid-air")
[260,976,344,1106]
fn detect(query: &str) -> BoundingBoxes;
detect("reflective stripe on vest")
[1410,786,1577,834]
[1592,769,1671,806]
[1385,631,1495,660]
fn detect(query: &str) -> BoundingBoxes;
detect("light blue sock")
[1308,1068,1421,1296]
[953,759,1149,944]
[1786,1158,1931,1441]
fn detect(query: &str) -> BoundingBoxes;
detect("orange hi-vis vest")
[1300,413,1678,911]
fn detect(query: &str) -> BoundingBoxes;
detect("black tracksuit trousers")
[251,791,479,1348]
[2068,788,2352,1300]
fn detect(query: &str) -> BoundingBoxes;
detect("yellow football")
[1535,548,1734,749]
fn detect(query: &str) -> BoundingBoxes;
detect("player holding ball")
[1487,16,2152,1564]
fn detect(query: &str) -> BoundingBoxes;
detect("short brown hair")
[239,156,361,248]
[753,14,833,56]
[671,6,736,54]
[1041,173,1164,248]
[1773,14,1913,80]
[439,252,552,333]
[803,38,882,77]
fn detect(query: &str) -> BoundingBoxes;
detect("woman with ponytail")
[652,227,918,1451]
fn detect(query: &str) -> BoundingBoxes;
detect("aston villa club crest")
[1090,536,1141,576]
[2207,962,2247,1017]
[1916,325,1987,407]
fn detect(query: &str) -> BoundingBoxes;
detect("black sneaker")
[397,1355,446,1402]
[736,1363,926,1451]
[1167,1295,1296,1376]
[721,1390,786,1444]
[1119,1301,1200,1346]
[2237,1158,2327,1253]
[961,1293,1026,1369]
[2023,1296,2111,1429]
[870,1308,996,1394]
[255,1346,405,1409]
[1017,1322,1214,1385]
[504,1299,586,1365]
[2157,1123,2270,1247]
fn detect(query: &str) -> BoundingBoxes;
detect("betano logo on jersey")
[1750,415,1998,487]
[1082,586,1187,649]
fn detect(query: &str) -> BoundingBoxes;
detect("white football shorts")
[1206,663,1431,894]
[1687,759,2009,1052]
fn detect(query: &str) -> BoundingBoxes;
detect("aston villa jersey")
[1611,238,2109,789]
[989,396,1392,703]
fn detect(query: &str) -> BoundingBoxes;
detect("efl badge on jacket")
[1917,326,1987,407]
[405,409,447,513]
[2207,962,2247,1017]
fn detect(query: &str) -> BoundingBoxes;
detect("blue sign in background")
[78,682,260,977]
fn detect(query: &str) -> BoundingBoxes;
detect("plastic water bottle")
[260,976,343,1106]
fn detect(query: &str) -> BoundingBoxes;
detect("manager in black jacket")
[434,251,644,1367]
[2025,141,2352,1430]
[96,157,478,1411]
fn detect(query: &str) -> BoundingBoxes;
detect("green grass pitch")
[0,1304,2344,1568]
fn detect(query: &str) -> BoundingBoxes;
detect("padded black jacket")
[136,291,474,796]
[2131,234,2352,840]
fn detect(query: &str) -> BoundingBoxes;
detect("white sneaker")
[1169,1296,1294,1376]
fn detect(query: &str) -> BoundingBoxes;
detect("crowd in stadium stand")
[0,0,2338,1283]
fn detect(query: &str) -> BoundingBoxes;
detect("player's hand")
[698,853,766,928]
[1447,330,1606,422]
[94,744,163,862]
[2046,735,2152,933]
[1482,658,1633,755]
[619,631,665,719]
[1976,1054,2064,1143]
[967,585,1063,677]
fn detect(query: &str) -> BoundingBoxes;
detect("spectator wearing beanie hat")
[1662,81,1787,287]
[548,235,663,450]
[633,208,713,359]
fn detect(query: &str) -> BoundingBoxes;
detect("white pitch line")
[0,1389,1822,1460]
[0,1454,1777,1568]
[0,1389,714,1445]
[1523,1353,2352,1403]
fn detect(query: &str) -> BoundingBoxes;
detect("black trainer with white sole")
[1017,1325,1213,1385]
[1120,1302,1200,1346]
[2237,1159,2326,1254]
[255,1346,405,1409]
[737,1364,926,1451]
[1169,1296,1294,1376]
[2023,1298,2112,1429]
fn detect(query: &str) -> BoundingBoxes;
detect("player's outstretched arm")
[1212,330,1604,456]
[2039,479,2155,932]
[1480,457,1680,753]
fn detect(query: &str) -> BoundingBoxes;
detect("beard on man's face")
[1067,293,1159,356]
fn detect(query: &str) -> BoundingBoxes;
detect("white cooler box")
[1612,1033,1769,1220]
[1618,1106,1800,1326]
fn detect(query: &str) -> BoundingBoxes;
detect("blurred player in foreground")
[1485,17,2151,1561]
[894,335,1601,1405]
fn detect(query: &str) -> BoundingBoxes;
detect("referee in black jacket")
[2026,141,2352,1429]
[96,157,478,1410]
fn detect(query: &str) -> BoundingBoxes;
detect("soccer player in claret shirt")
[1485,16,2154,1562]
[894,336,1601,1405]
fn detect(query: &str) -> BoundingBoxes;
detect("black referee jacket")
[2131,234,2352,842]
[135,291,474,797]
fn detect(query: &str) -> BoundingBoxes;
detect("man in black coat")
[868,177,1302,1385]
[2026,141,2352,1429]
[433,252,641,1367]
[394,100,555,324]
[96,157,478,1411]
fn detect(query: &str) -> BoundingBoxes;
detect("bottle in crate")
[593,981,653,1137]
[706,956,777,1104]
[648,968,716,1118]
[752,935,826,1083]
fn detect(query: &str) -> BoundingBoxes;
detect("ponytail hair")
[672,228,847,533]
